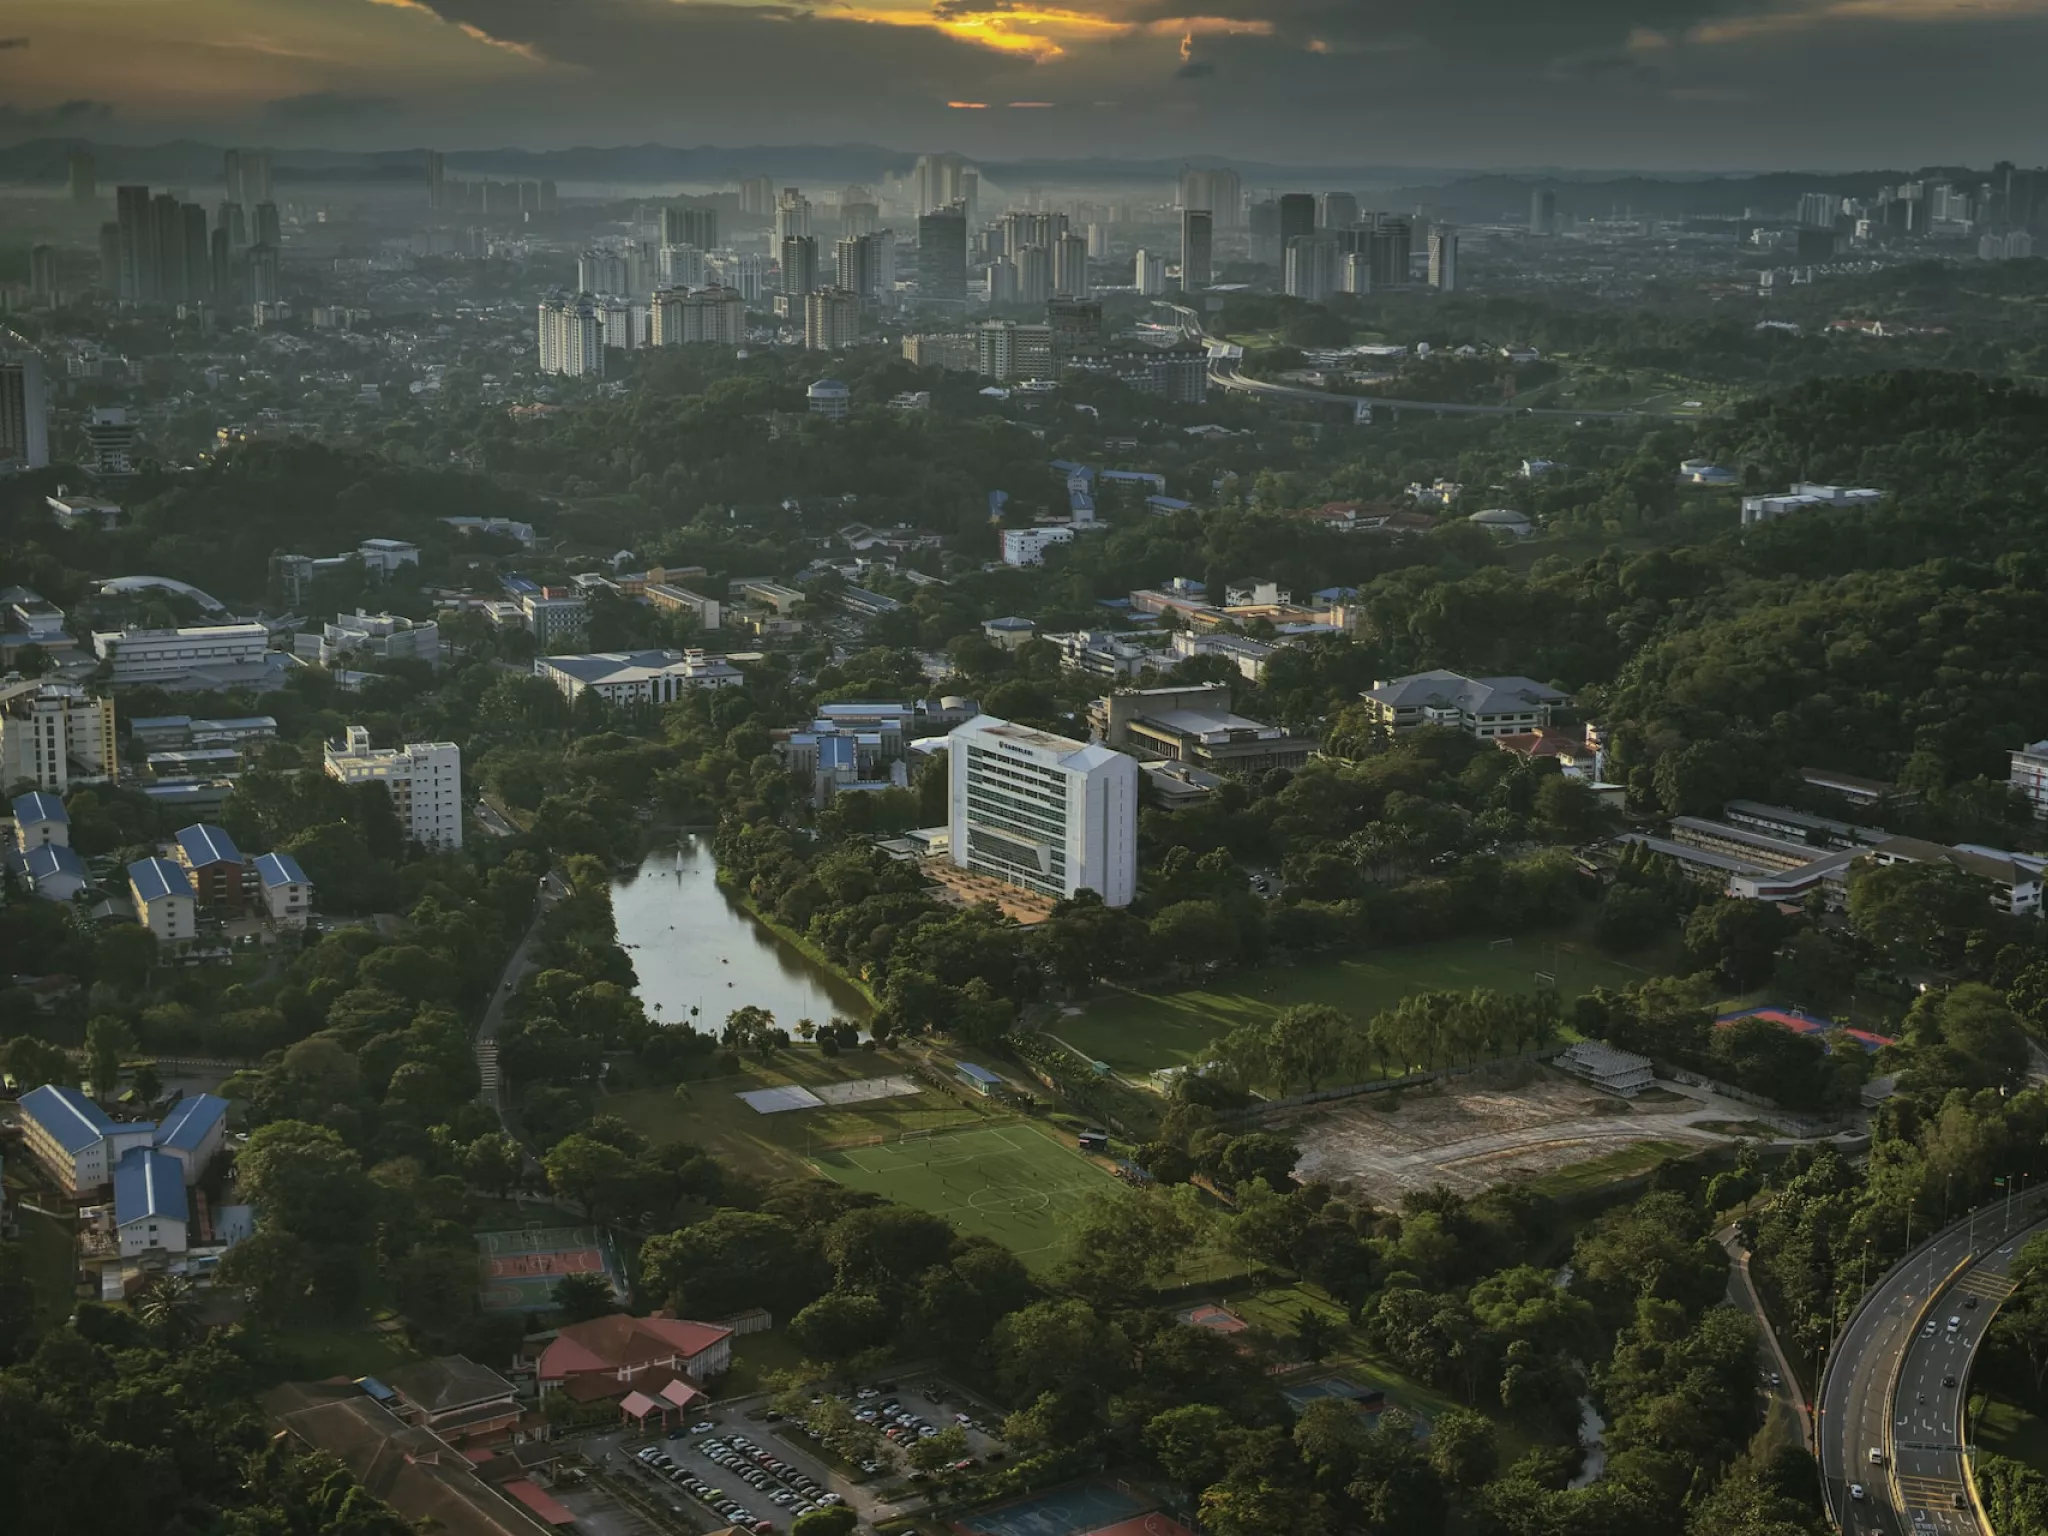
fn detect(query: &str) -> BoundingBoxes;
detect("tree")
[461,1133,523,1197]
[1145,1403,1233,1493]
[793,1508,859,1536]
[1684,899,1792,990]
[1849,859,1996,970]
[135,1273,199,1348]
[552,1271,620,1324]
[907,1423,970,1474]
[1427,1407,1498,1488]
[1266,1003,1350,1094]
[217,1227,320,1321]
[788,1291,892,1364]
[0,1243,41,1365]
[639,1209,818,1317]
[542,1133,638,1221]
[237,1121,377,1247]
[84,1015,136,1099]
[2,1034,73,1089]
[1295,1306,1336,1363]
[822,1206,956,1293]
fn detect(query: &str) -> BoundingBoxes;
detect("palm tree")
[137,1273,199,1346]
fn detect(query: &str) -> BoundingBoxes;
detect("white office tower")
[1052,233,1090,298]
[660,244,708,289]
[537,296,604,376]
[1179,166,1244,228]
[0,353,50,470]
[1284,236,1341,302]
[1341,252,1372,295]
[1133,249,1165,296]
[1428,229,1459,292]
[913,153,972,216]
[577,248,631,296]
[324,726,464,851]
[597,297,635,351]
[946,714,1137,907]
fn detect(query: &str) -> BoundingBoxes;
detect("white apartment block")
[947,714,1138,907]
[92,623,269,685]
[538,296,605,377]
[2013,741,2048,819]
[324,725,464,851]
[1000,526,1075,567]
[0,678,117,791]
[534,649,743,705]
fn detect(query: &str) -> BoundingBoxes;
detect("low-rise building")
[18,1085,153,1196]
[384,1356,524,1449]
[1046,630,1155,680]
[357,539,421,576]
[91,623,275,690]
[152,1092,230,1180]
[310,611,440,668]
[1000,526,1076,567]
[646,583,722,630]
[112,1146,188,1256]
[1740,482,1883,527]
[1091,683,1319,775]
[46,490,123,531]
[1362,671,1572,739]
[22,843,88,901]
[516,588,587,649]
[128,856,196,941]
[1169,630,1284,682]
[439,515,537,548]
[534,649,742,705]
[536,1314,734,1397]
[983,616,1036,650]
[171,823,246,911]
[324,726,463,852]
[253,850,313,928]
[11,789,69,848]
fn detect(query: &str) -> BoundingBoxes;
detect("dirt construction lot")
[1277,1068,1726,1202]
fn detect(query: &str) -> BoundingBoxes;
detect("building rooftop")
[1366,669,1571,714]
[24,844,87,885]
[154,1092,230,1154]
[386,1355,519,1415]
[114,1146,188,1228]
[19,1083,119,1154]
[12,791,68,826]
[254,850,310,888]
[175,823,243,868]
[129,857,195,904]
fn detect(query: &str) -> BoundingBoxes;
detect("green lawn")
[607,1046,990,1181]
[1977,1396,2048,1473]
[1517,1140,1702,1198]
[267,1317,423,1382]
[718,1328,812,1398]
[810,1121,1124,1270]
[1059,938,1651,1076]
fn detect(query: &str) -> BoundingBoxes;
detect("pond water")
[610,834,871,1034]
[1570,1396,1608,1488]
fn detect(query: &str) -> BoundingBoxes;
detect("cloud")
[0,37,28,50]
[0,98,114,135]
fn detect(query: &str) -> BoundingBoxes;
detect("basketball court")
[476,1225,628,1312]
[956,1482,1190,1536]
[812,1122,1119,1266]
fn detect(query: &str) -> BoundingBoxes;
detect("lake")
[610,834,870,1035]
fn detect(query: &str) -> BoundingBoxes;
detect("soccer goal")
[1490,937,1515,951]
[900,1128,934,1145]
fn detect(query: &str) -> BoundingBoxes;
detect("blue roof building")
[23,843,88,900]
[20,1084,117,1154]
[12,790,68,828]
[155,1092,230,1159]
[174,822,243,868]
[113,1147,190,1251]
[254,850,308,888]
[128,857,194,904]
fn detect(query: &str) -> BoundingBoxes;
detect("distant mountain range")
[0,136,1976,221]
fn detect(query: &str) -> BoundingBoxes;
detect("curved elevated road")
[1149,300,1672,422]
[1820,1195,2048,1534]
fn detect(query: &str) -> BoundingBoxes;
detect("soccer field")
[811,1122,1120,1267]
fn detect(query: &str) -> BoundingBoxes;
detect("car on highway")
[1849,1484,1866,1501]
[1944,1375,1958,1387]
[1966,1295,1980,1309]
[1868,1448,1885,1466]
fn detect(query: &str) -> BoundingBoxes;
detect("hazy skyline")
[2,0,2046,168]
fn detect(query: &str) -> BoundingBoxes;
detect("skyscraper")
[1015,245,1053,306]
[842,199,880,238]
[804,287,860,351]
[651,286,746,346]
[68,152,96,206]
[579,249,631,296]
[98,224,120,293]
[218,200,247,250]
[987,259,1020,306]
[775,188,812,243]
[1180,209,1213,290]
[912,153,972,216]
[1530,188,1558,236]
[1278,194,1317,250]
[917,206,968,305]
[247,243,281,305]
[29,246,58,305]
[426,150,446,209]
[252,202,281,249]
[1052,232,1089,298]
[115,185,159,303]
[836,231,897,307]
[1369,217,1412,288]
[780,235,819,299]
[151,192,184,303]
[1428,229,1459,291]
[223,149,242,208]
[1284,235,1342,302]
[0,354,51,470]
[1797,191,1839,229]
[179,203,210,304]
[1320,192,1359,230]
[209,227,232,306]
[1341,252,1371,295]
[661,206,718,250]
[1179,167,1243,228]
[1133,249,1165,296]
[738,176,776,216]
[226,148,272,208]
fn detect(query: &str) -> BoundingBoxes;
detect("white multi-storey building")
[533,649,743,705]
[92,623,269,685]
[2013,742,2048,820]
[538,295,605,377]
[947,714,1138,908]
[650,285,746,346]
[1000,526,1075,567]
[324,725,464,851]
[0,679,116,790]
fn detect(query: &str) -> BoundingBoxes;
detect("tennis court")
[957,1482,1149,1536]
[475,1225,628,1313]
[812,1122,1120,1267]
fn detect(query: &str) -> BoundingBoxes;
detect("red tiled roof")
[503,1480,576,1527]
[537,1314,731,1382]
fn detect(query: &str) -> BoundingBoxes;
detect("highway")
[1820,1194,2048,1535]
[1149,300,1671,422]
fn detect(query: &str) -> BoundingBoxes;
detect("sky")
[1,0,2046,168]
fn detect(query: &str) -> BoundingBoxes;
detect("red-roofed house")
[535,1314,733,1399]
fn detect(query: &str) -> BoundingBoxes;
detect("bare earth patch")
[1275,1069,1724,1202]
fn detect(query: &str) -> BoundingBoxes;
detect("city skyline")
[3,0,2047,167]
